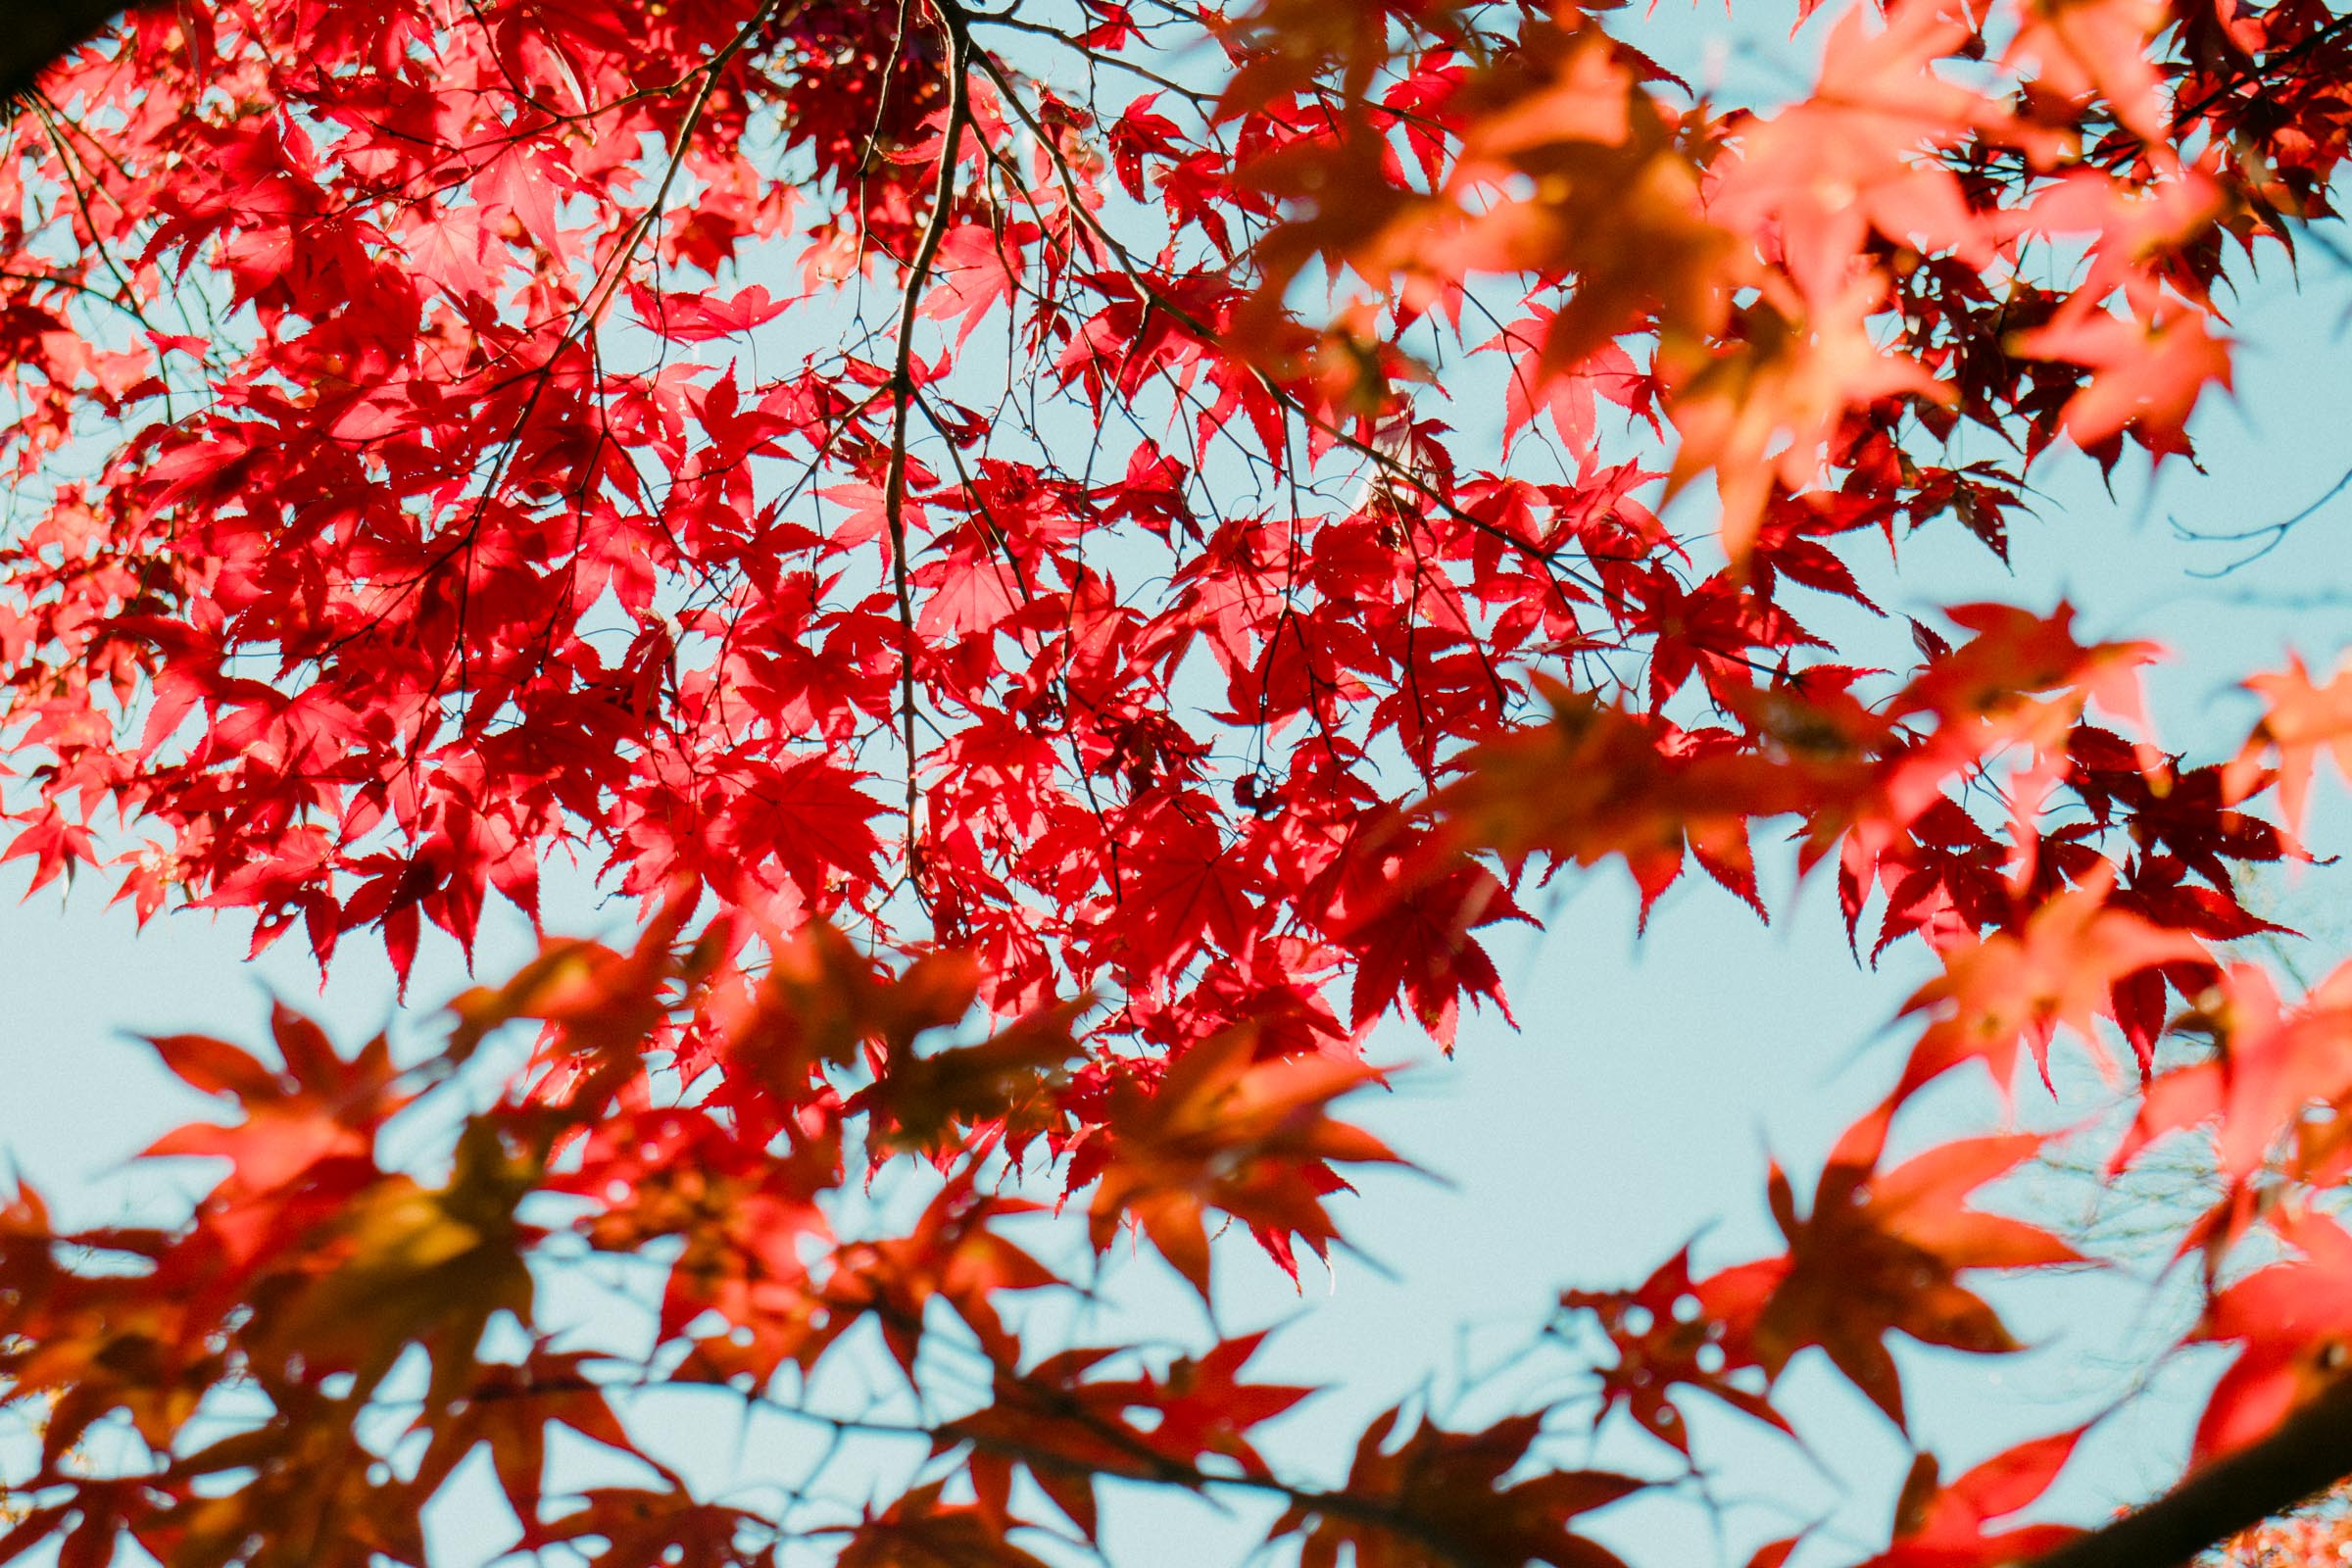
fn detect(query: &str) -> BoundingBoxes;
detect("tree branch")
[882,0,970,858]
[2030,1379,2352,1568]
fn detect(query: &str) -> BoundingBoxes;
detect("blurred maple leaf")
[1080,1025,1399,1296]
[1269,1408,1643,1568]
[1754,1101,2080,1427]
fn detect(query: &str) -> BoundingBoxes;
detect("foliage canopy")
[4,0,2352,1563]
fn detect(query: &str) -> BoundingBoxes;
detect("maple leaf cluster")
[0,0,2350,1564]
[0,0,2332,1057]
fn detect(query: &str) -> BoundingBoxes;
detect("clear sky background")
[8,7,2352,1566]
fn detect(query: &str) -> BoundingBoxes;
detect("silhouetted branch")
[2030,1378,2352,1568]
[2174,465,2352,576]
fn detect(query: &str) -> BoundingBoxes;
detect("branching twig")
[883,0,972,862]
[2173,465,2352,576]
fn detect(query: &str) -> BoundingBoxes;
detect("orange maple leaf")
[1897,872,2205,1094]
[2231,650,2352,832]
[1084,1026,1398,1297]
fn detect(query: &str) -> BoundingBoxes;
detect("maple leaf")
[1897,604,2156,740]
[3,1219,220,1467]
[626,280,794,343]
[142,1414,433,1568]
[938,1347,1131,1541]
[1268,1409,1644,1568]
[2190,1207,2352,1460]
[1480,311,1650,455]
[1338,858,1531,1050]
[1865,1431,2086,1568]
[1559,1248,1793,1454]
[1666,281,1947,563]
[1710,0,2002,298]
[1896,873,2206,1094]
[832,1481,1051,1568]
[444,930,680,1074]
[0,807,96,897]
[1425,682,1808,926]
[1104,810,1258,978]
[2231,651,2352,832]
[1083,1026,1399,1297]
[847,1002,1084,1157]
[528,1487,776,1568]
[934,1336,1309,1540]
[912,543,1022,641]
[815,1177,1060,1379]
[2008,0,2169,141]
[2115,962,2352,1209]
[919,223,1027,348]
[1114,1331,1314,1474]
[2014,292,2230,457]
[1755,1102,2080,1427]
[409,1349,656,1530]
[140,1005,408,1207]
[238,1114,542,1409]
